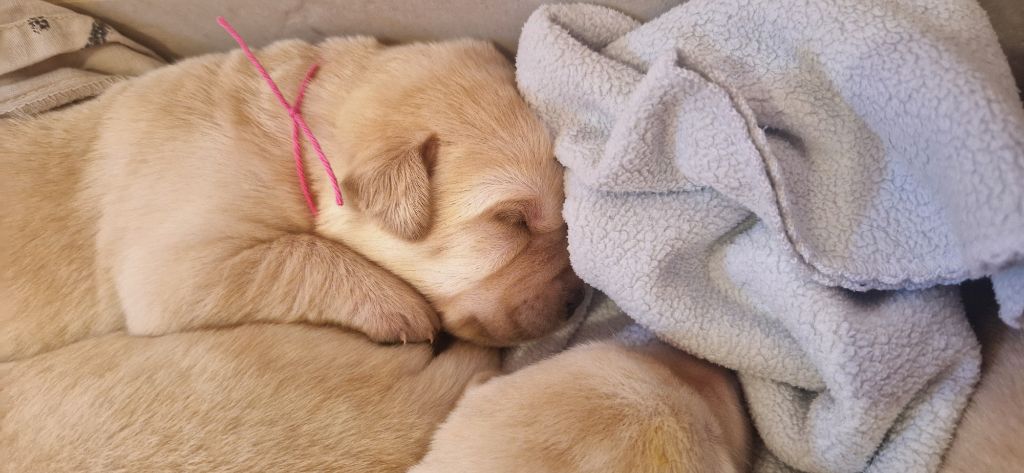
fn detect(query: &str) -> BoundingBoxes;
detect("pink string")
[217,16,344,216]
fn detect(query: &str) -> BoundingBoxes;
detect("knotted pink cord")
[217,16,344,216]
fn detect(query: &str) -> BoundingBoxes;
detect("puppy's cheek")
[505,298,570,340]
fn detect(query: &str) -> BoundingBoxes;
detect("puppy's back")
[0,99,123,361]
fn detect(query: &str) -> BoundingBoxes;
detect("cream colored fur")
[0,324,499,472]
[1,330,750,472]
[412,341,752,473]
[0,37,582,361]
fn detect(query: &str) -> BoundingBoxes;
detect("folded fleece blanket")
[516,1,1024,472]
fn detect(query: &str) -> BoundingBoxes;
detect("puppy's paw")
[351,287,440,344]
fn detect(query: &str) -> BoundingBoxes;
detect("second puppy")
[413,340,752,473]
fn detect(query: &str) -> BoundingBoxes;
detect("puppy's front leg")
[120,234,439,343]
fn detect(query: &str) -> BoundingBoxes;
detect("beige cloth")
[0,0,163,117]
[42,0,1023,96]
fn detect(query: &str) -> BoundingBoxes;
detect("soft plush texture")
[516,1,1024,472]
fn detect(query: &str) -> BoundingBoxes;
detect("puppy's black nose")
[564,286,586,318]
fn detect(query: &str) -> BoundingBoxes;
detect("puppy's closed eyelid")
[493,209,529,229]
[489,198,535,230]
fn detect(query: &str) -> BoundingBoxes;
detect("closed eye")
[494,208,529,230]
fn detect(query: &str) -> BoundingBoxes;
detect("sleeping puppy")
[412,341,752,473]
[0,324,499,472]
[0,37,583,360]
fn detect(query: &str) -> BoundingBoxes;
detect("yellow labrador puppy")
[0,324,499,472]
[412,341,752,473]
[0,37,584,360]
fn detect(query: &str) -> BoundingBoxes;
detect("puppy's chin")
[437,269,585,347]
[441,309,566,347]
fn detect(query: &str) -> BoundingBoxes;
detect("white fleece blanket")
[516,1,1024,472]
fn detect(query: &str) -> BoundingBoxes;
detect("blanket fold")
[517,1,1024,471]
[0,0,163,117]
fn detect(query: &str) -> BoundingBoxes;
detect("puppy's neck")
[244,38,383,223]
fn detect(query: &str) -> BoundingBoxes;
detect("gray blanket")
[516,1,1024,472]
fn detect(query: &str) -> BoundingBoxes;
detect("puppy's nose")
[564,286,586,318]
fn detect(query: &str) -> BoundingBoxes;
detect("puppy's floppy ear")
[343,134,438,240]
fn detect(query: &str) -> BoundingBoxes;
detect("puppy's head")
[410,341,752,473]
[320,40,584,346]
